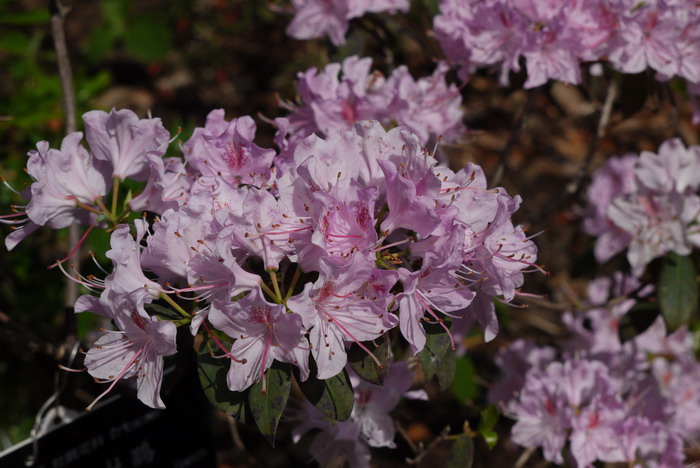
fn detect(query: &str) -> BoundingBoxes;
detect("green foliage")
[124,15,173,62]
[450,355,478,403]
[417,319,454,383]
[658,253,699,330]
[298,358,354,422]
[348,335,391,386]
[196,343,250,423]
[448,432,474,468]
[248,362,292,446]
[477,405,500,450]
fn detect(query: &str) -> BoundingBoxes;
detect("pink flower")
[285,0,408,46]
[385,62,465,144]
[183,110,275,187]
[83,108,170,181]
[129,155,192,214]
[287,256,397,379]
[208,290,309,392]
[103,221,164,301]
[299,180,379,271]
[348,361,418,448]
[77,289,177,410]
[25,134,108,229]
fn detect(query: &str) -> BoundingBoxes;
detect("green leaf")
[124,15,172,62]
[298,359,354,422]
[145,303,182,320]
[348,335,391,386]
[481,429,498,450]
[658,253,698,330]
[196,346,249,423]
[436,347,457,391]
[450,355,477,403]
[0,10,50,25]
[248,362,292,446]
[448,433,474,468]
[421,0,440,16]
[478,405,499,432]
[417,319,453,382]
[477,406,500,450]
[0,32,30,55]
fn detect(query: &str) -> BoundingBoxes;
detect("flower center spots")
[224,142,247,169]
[354,202,371,230]
[356,389,372,406]
[587,411,600,429]
[544,397,556,416]
[130,309,147,330]
[318,281,335,303]
[251,305,271,325]
[341,100,357,124]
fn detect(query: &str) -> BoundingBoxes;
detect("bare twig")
[566,78,617,197]
[227,415,246,453]
[514,446,537,468]
[50,0,76,135]
[490,87,542,187]
[396,422,420,455]
[50,0,80,319]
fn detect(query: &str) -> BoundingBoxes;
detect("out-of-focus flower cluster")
[1,105,537,465]
[293,362,427,467]
[284,0,409,45]
[275,55,465,156]
[491,273,699,467]
[583,138,700,276]
[433,0,700,99]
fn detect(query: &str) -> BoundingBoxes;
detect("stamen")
[1,176,21,195]
[86,345,145,411]
[416,294,456,351]
[203,321,245,363]
[320,308,384,369]
[259,331,273,395]
[58,365,87,373]
[374,237,411,252]
[48,222,98,269]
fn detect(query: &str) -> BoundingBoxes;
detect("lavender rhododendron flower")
[493,273,697,466]
[293,361,423,467]
[208,290,309,392]
[3,133,110,250]
[283,0,409,46]
[584,138,700,275]
[76,289,177,410]
[280,55,465,146]
[2,106,541,466]
[433,0,700,90]
[83,108,170,182]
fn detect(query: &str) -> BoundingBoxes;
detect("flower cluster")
[583,138,700,276]
[276,55,464,162]
[293,362,426,467]
[2,108,537,419]
[433,0,700,94]
[282,0,409,45]
[491,273,699,467]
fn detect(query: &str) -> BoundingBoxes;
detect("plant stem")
[94,198,113,220]
[51,0,79,313]
[284,266,302,302]
[160,293,191,318]
[75,201,102,216]
[268,270,283,303]
[111,176,120,216]
[259,281,278,303]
